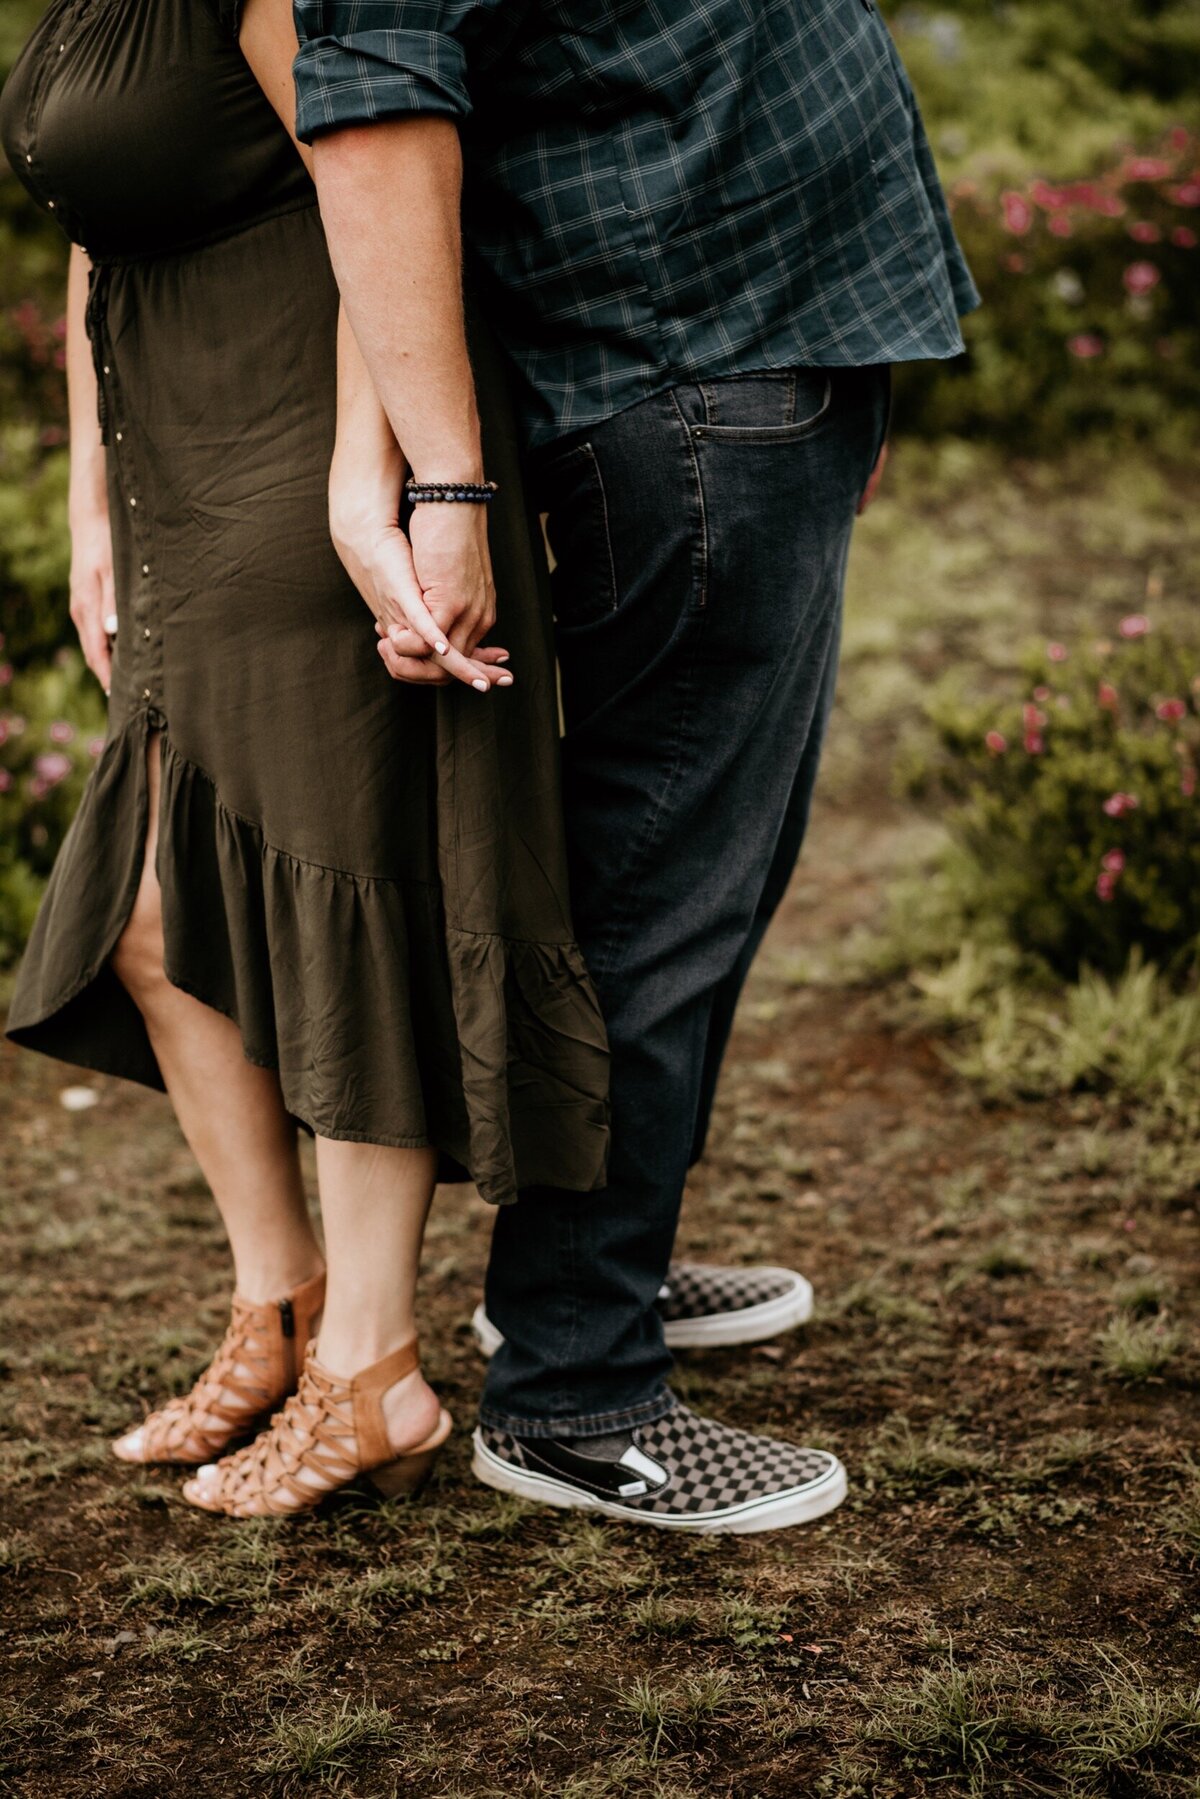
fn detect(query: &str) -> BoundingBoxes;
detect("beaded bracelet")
[405,479,499,505]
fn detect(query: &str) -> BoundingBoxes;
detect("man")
[292,0,978,1533]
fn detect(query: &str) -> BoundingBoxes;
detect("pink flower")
[28,775,48,801]
[1024,732,1045,755]
[1156,698,1187,722]
[0,664,12,687]
[87,736,106,759]
[1124,156,1173,183]
[1170,182,1200,206]
[1004,252,1027,274]
[1033,685,1052,702]
[1172,226,1198,248]
[1096,194,1127,218]
[1030,179,1068,210]
[1183,768,1197,798]
[1068,334,1105,360]
[1123,261,1161,296]
[1129,221,1161,243]
[1101,850,1126,874]
[0,768,11,793]
[1023,703,1048,731]
[1097,682,1119,710]
[33,751,72,787]
[1047,643,1068,663]
[1002,190,1033,235]
[1047,213,1073,238]
[1119,614,1150,639]
[48,720,75,744]
[1096,872,1118,902]
[985,730,1007,756]
[1102,792,1139,818]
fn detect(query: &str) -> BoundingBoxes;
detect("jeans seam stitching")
[586,444,621,615]
[669,387,709,612]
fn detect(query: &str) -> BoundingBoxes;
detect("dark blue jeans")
[479,365,891,1437]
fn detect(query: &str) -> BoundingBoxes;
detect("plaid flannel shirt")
[294,0,979,446]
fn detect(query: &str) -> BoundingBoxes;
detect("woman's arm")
[66,243,115,693]
[238,0,508,690]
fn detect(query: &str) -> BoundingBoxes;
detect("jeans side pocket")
[540,442,619,626]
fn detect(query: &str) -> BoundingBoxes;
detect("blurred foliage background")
[1,0,1197,1044]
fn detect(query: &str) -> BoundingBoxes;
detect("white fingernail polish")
[498,675,514,686]
[435,640,449,655]
[473,678,489,692]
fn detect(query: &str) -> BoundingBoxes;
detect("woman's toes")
[111,1427,146,1462]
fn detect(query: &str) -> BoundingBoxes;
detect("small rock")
[59,1086,99,1112]
[102,1630,138,1655]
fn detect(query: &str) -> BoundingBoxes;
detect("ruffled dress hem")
[6,712,610,1205]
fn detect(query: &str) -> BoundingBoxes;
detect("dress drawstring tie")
[84,260,113,445]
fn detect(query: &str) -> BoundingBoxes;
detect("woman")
[0,0,608,1517]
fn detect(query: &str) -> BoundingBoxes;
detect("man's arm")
[238,0,506,687]
[311,120,498,675]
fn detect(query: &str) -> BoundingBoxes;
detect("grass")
[860,1655,1029,1794]
[256,1697,404,1781]
[1097,1313,1184,1382]
[121,1524,278,1611]
[616,1670,743,1758]
[1059,1654,1200,1788]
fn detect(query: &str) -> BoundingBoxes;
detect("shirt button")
[47,200,55,210]
[143,628,151,640]
[129,497,137,507]
[142,688,151,700]
[103,364,110,375]
[25,154,33,165]
[115,431,123,442]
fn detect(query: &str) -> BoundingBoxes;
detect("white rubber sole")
[471,1428,847,1535]
[470,1268,814,1359]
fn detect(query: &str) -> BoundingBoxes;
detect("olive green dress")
[0,0,609,1205]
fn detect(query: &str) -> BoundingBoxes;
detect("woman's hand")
[330,487,512,691]
[68,503,116,696]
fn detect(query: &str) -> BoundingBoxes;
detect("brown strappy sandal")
[111,1270,326,1466]
[180,1338,452,1517]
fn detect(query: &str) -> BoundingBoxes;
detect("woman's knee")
[111,876,166,998]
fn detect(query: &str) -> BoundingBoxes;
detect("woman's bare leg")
[110,736,324,1301]
[312,1138,442,1449]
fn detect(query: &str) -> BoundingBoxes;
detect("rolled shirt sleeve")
[293,2,479,143]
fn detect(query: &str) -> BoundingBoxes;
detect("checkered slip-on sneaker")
[471,1262,813,1358]
[471,1404,846,1535]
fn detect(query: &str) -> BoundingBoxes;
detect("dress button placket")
[106,371,162,718]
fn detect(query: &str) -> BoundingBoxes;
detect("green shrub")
[0,650,106,965]
[906,134,1200,449]
[903,616,1199,979]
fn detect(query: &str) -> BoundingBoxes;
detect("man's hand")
[857,441,889,515]
[69,504,116,695]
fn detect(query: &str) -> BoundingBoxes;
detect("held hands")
[69,503,117,695]
[331,471,511,692]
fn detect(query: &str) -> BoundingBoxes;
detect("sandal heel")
[368,1410,453,1499]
